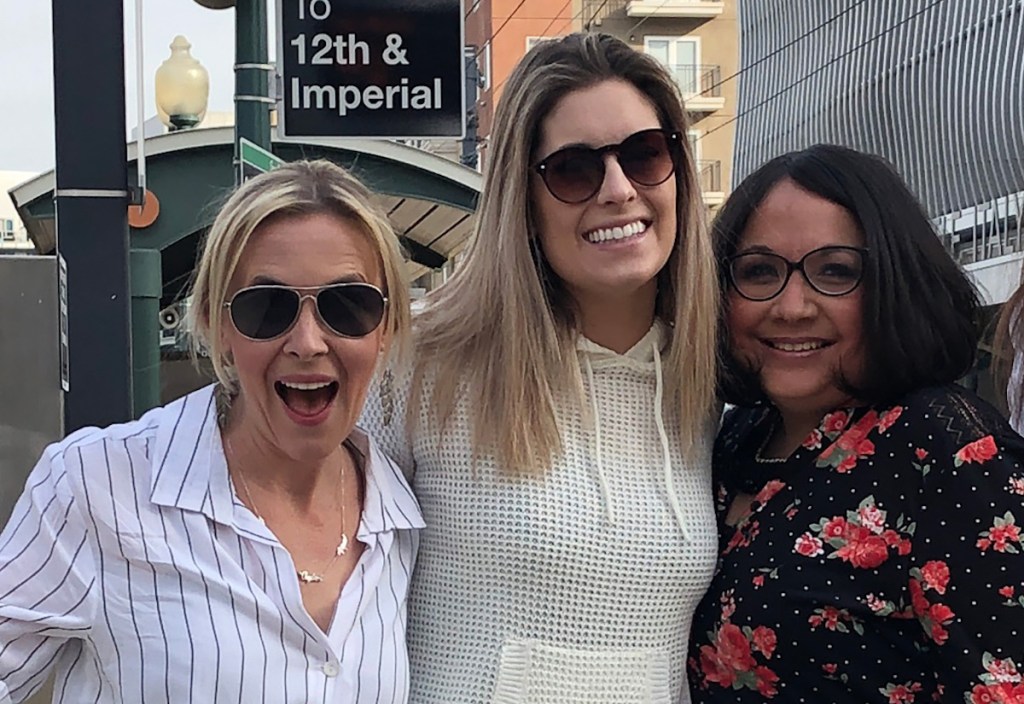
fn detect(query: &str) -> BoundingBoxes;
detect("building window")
[688,130,701,161]
[0,219,15,242]
[478,42,491,91]
[645,36,701,95]
[526,36,555,52]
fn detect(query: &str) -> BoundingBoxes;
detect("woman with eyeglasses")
[0,160,423,703]
[687,145,1024,703]
[361,33,719,703]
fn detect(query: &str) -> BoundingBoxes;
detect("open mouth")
[584,219,649,244]
[764,340,831,352]
[274,380,339,417]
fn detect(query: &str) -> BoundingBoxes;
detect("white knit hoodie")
[360,321,717,704]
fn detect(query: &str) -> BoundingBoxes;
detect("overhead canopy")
[8,126,481,305]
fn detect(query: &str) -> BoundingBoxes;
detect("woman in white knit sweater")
[362,33,719,703]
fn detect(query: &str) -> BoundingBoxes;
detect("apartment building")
[584,0,738,209]
[464,0,581,163]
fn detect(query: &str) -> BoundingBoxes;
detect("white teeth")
[773,341,826,352]
[585,220,646,243]
[280,380,333,391]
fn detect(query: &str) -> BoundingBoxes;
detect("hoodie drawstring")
[583,335,691,540]
[652,342,690,540]
[584,354,617,524]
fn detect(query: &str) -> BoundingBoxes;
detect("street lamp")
[155,35,209,131]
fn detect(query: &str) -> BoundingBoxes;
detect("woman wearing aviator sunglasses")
[361,33,719,703]
[688,145,1024,702]
[0,160,424,703]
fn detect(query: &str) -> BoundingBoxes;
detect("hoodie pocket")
[491,638,671,704]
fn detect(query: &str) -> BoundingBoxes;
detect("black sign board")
[276,0,465,139]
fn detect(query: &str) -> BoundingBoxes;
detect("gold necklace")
[227,440,350,585]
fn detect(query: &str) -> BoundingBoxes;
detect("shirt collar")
[149,384,424,534]
[149,385,235,525]
[351,426,425,535]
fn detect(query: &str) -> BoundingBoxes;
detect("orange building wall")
[490,0,578,106]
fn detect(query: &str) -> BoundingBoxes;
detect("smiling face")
[531,78,677,315]
[726,178,867,425]
[222,211,387,462]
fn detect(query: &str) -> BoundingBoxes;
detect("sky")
[0,1,279,174]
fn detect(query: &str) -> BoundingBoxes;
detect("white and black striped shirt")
[0,385,424,704]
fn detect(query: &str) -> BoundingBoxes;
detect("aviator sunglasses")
[225,283,387,341]
[533,128,682,204]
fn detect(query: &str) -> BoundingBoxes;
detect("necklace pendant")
[336,534,349,557]
[297,570,323,584]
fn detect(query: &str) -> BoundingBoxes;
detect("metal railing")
[583,0,719,25]
[697,159,722,192]
[668,64,722,98]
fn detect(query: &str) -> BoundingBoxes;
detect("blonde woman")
[362,33,719,703]
[0,160,422,703]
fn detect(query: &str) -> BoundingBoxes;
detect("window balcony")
[626,0,724,19]
[670,64,726,114]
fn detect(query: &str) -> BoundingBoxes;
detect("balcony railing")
[667,64,722,98]
[583,0,722,24]
[697,159,722,193]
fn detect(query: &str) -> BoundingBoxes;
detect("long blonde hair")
[411,33,719,473]
[188,159,410,391]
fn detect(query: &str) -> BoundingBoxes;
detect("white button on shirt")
[0,385,424,704]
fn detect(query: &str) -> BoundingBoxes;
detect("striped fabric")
[0,385,423,704]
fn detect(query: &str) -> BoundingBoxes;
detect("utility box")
[0,255,63,528]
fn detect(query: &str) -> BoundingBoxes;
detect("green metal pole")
[130,248,163,417]
[235,0,272,182]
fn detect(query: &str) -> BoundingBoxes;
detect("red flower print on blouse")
[794,533,824,557]
[909,569,956,645]
[802,496,914,569]
[862,592,914,619]
[965,653,1024,704]
[724,519,761,555]
[808,606,865,635]
[999,586,1015,599]
[751,625,776,658]
[822,410,851,435]
[877,405,904,433]
[920,560,950,595]
[880,681,922,704]
[955,435,999,467]
[816,411,880,473]
[696,620,780,698]
[914,447,929,461]
[1008,476,1024,496]
[977,512,1022,554]
[802,428,823,450]
[754,480,786,506]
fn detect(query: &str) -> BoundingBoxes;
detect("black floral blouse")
[688,385,1024,704]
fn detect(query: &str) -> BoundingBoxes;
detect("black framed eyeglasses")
[726,246,868,302]
[224,283,388,341]
[533,128,682,204]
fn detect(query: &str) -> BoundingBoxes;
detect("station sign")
[276,0,465,139]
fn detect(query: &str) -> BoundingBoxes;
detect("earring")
[380,367,395,427]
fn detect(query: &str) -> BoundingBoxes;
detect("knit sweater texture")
[360,322,718,703]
